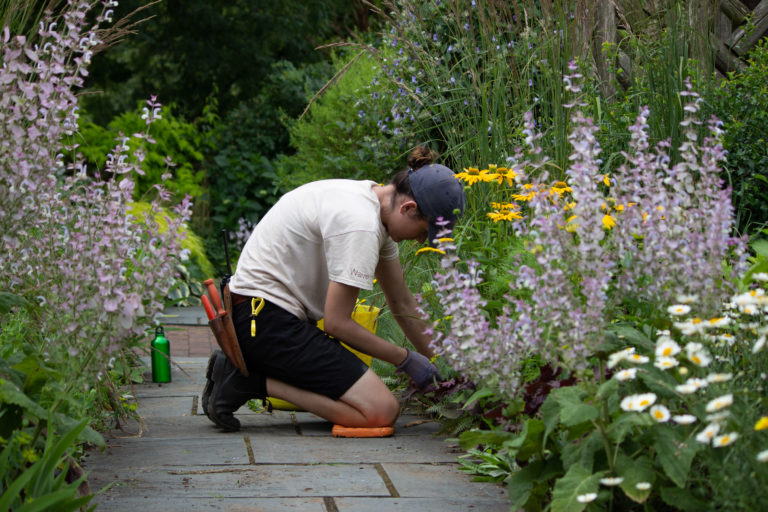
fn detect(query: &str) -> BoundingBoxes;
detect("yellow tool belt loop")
[250,297,265,337]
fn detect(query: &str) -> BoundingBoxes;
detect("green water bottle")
[151,326,171,383]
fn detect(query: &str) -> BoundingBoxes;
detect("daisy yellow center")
[654,410,664,419]
[692,318,702,324]
[663,347,672,356]
[692,355,702,365]
[721,435,730,443]
[640,399,650,406]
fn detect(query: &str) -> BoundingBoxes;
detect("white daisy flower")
[753,336,766,354]
[654,356,679,370]
[706,373,732,383]
[706,317,730,328]
[675,294,698,304]
[626,353,650,364]
[668,304,691,316]
[686,377,709,390]
[753,272,768,282]
[672,414,697,425]
[635,393,657,411]
[655,337,681,358]
[614,368,637,381]
[705,394,733,413]
[620,393,656,412]
[713,432,738,447]
[706,411,731,423]
[686,343,712,367]
[607,347,635,369]
[695,423,720,444]
[757,449,768,462]
[716,333,736,346]
[600,477,624,486]
[635,482,652,490]
[650,404,670,422]
[577,493,597,503]
[674,318,706,335]
[675,383,699,394]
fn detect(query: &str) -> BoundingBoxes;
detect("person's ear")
[399,199,419,215]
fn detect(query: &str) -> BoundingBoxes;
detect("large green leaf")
[551,465,604,512]
[605,324,655,352]
[654,425,700,487]
[615,453,655,503]
[541,392,561,444]
[554,387,599,427]
[505,418,545,461]
[606,412,654,444]
[507,460,542,510]
[660,486,708,511]
[560,430,603,472]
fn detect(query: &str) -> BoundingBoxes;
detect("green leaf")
[462,387,496,408]
[551,465,604,512]
[560,430,603,472]
[596,377,618,400]
[615,454,655,503]
[752,238,768,258]
[457,428,515,451]
[0,292,28,315]
[507,418,545,462]
[554,387,599,427]
[606,412,654,444]
[541,393,561,443]
[660,486,708,511]
[0,379,48,418]
[507,460,542,510]
[654,425,700,487]
[605,324,655,352]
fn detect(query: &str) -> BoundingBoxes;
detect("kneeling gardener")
[202,147,465,431]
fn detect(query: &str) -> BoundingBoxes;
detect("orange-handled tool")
[204,278,226,317]
[201,294,216,321]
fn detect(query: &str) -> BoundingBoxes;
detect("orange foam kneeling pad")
[332,425,395,438]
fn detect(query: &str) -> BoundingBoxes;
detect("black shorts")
[232,298,369,400]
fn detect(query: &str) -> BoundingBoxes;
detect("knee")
[365,393,400,427]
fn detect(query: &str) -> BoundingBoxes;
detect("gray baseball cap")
[408,164,466,246]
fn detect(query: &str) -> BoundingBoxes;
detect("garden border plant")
[1,1,193,506]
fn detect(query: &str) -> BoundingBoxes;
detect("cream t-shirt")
[229,179,399,322]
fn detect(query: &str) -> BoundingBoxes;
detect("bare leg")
[266,369,399,427]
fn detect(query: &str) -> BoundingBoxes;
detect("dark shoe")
[204,349,266,431]
[201,350,222,418]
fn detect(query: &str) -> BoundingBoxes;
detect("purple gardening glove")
[396,349,440,389]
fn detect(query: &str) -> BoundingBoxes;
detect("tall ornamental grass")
[365,0,578,174]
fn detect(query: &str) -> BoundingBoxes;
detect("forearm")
[388,294,434,358]
[323,316,408,366]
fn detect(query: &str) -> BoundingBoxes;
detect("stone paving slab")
[85,437,251,468]
[92,495,326,512]
[334,497,511,512]
[382,463,508,500]
[88,464,390,499]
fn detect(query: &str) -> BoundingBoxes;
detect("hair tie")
[407,167,415,174]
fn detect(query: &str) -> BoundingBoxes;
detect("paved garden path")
[82,309,510,511]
